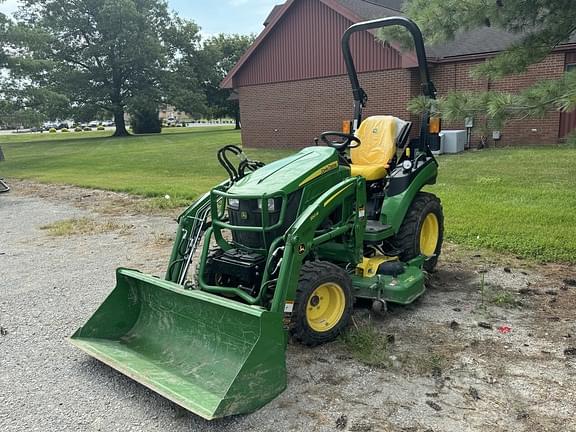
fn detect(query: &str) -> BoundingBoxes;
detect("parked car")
[88,121,99,127]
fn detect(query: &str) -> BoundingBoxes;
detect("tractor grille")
[228,190,302,249]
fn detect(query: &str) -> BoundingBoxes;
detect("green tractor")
[71,17,443,420]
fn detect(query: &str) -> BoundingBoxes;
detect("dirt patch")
[11,179,187,217]
[40,217,131,236]
[1,181,575,432]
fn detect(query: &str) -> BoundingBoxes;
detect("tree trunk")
[112,109,129,137]
[234,107,241,130]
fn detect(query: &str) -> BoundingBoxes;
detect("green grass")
[1,128,575,262]
[0,127,290,200]
[428,147,576,262]
[489,290,520,308]
[341,319,391,368]
[40,217,128,236]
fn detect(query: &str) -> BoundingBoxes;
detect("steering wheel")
[319,131,361,151]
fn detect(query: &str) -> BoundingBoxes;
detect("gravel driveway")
[1,182,575,432]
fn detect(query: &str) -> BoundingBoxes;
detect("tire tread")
[394,192,444,272]
[290,261,353,346]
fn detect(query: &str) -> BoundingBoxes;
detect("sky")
[0,0,279,36]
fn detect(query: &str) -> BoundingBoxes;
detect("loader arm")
[270,176,366,313]
[165,181,230,283]
[194,176,366,311]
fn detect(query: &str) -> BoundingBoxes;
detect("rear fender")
[380,160,437,233]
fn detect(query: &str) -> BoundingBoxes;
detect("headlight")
[228,198,240,210]
[258,199,276,212]
[216,197,226,216]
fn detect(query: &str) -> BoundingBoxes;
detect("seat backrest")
[351,115,408,166]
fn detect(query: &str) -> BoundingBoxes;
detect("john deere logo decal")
[298,244,306,255]
[240,211,248,220]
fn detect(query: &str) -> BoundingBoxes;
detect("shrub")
[97,125,105,131]
[74,127,83,132]
[131,108,161,134]
[566,131,576,148]
[61,128,69,133]
[49,128,57,133]
[83,127,92,131]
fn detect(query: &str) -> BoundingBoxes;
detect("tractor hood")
[228,146,339,196]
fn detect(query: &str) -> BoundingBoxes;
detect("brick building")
[221,0,576,148]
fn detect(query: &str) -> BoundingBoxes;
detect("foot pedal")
[365,220,391,234]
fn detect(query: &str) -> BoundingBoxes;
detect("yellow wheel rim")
[306,282,346,332]
[420,212,439,256]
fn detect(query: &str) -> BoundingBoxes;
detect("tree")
[201,34,255,129]
[6,0,204,136]
[0,7,8,66]
[0,7,18,124]
[163,19,207,120]
[379,0,576,128]
[130,96,161,134]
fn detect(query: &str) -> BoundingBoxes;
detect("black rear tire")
[290,261,353,346]
[394,192,444,272]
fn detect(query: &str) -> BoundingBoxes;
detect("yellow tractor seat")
[350,164,388,181]
[350,115,410,181]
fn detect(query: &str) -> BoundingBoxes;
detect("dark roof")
[223,0,576,88]
[333,0,403,19]
[263,0,575,60]
[263,5,283,26]
[426,27,523,59]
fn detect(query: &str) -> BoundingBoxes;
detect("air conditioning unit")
[432,132,445,155]
[442,130,466,153]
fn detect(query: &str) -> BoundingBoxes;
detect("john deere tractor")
[71,17,443,419]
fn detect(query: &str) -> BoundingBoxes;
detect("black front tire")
[394,192,444,272]
[290,261,353,346]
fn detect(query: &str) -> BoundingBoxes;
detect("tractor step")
[351,260,425,304]
[364,220,393,242]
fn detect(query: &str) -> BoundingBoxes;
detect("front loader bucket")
[70,269,287,419]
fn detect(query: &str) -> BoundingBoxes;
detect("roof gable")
[221,0,576,88]
[221,0,407,88]
[263,5,284,26]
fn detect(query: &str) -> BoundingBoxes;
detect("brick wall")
[238,53,569,149]
[431,53,566,147]
[239,69,414,148]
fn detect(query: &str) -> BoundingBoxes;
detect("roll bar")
[342,16,437,129]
